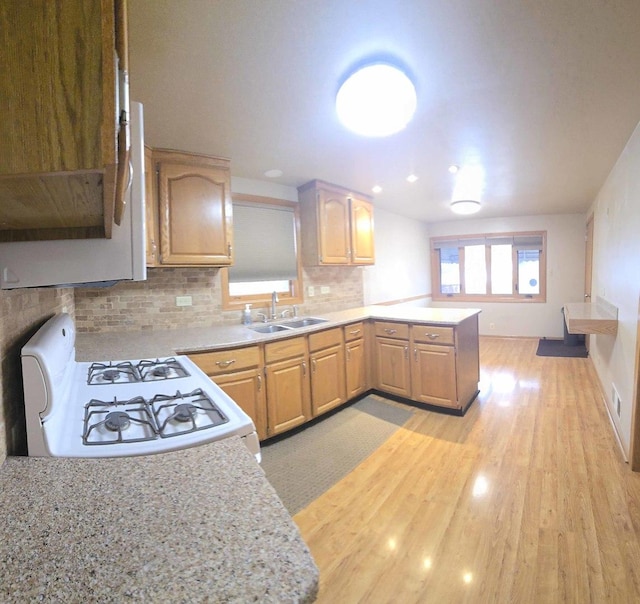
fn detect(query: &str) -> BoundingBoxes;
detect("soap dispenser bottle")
[241,304,252,325]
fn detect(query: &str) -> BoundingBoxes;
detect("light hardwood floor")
[294,337,640,603]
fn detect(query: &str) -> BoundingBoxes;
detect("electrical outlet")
[320,286,330,294]
[307,286,315,297]
[612,384,621,417]
[489,322,495,330]
[175,295,193,307]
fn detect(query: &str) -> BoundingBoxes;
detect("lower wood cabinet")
[411,343,457,407]
[264,337,311,437]
[309,327,346,416]
[374,336,411,397]
[345,337,366,399]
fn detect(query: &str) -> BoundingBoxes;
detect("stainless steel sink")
[249,317,328,333]
[280,317,328,328]
[250,324,293,334]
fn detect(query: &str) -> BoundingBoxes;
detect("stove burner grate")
[137,358,190,382]
[83,396,158,445]
[88,362,141,385]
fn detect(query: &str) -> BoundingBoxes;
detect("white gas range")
[21,314,260,461]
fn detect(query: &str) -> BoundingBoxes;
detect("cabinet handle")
[384,328,397,335]
[347,348,351,361]
[227,243,232,257]
[426,333,440,340]
[404,345,409,359]
[215,359,236,368]
[257,374,262,391]
[349,329,361,336]
[312,358,317,372]
[414,348,418,362]
[302,361,307,376]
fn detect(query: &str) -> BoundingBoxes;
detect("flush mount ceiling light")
[450,200,481,215]
[263,169,283,178]
[407,174,418,183]
[336,63,417,137]
[372,185,382,194]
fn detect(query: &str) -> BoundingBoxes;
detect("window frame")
[221,194,304,310]
[430,230,547,303]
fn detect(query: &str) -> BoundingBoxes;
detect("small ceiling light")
[448,164,459,174]
[450,200,481,215]
[372,185,382,194]
[336,63,417,137]
[264,169,283,178]
[407,174,418,183]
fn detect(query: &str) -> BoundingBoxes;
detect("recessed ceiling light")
[407,174,418,183]
[336,63,417,137]
[448,164,459,174]
[372,185,382,194]
[450,200,481,215]
[264,169,283,178]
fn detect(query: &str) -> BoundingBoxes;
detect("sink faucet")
[270,291,278,321]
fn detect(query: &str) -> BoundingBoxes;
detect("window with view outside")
[430,231,546,302]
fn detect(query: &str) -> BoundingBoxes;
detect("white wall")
[428,214,586,337]
[362,207,431,307]
[588,121,640,456]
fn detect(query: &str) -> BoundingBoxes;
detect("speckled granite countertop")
[0,437,318,603]
[76,305,481,360]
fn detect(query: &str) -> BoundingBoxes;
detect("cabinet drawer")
[189,346,261,375]
[344,322,365,342]
[374,321,409,340]
[411,325,454,345]
[264,336,307,363]
[308,327,343,352]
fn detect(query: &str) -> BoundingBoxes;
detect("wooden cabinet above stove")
[145,148,234,267]
[0,0,130,242]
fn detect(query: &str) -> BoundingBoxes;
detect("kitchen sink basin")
[249,317,328,333]
[250,324,293,333]
[280,317,328,328]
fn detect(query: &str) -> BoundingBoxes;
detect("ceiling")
[128,0,640,224]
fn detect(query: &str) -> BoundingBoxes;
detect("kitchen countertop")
[0,437,319,603]
[76,305,481,360]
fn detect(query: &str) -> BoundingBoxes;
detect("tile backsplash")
[74,266,364,332]
[0,287,74,461]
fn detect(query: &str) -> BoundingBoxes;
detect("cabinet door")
[350,197,375,265]
[265,356,311,436]
[158,162,232,265]
[213,368,267,441]
[375,337,411,397]
[310,344,346,416]
[317,190,350,264]
[346,338,366,399]
[411,343,458,408]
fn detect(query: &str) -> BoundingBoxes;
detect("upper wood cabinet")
[146,148,233,266]
[0,0,129,242]
[298,180,375,266]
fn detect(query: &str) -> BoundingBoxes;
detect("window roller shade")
[229,203,298,282]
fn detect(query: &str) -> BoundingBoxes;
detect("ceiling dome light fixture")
[336,63,417,137]
[450,200,481,215]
